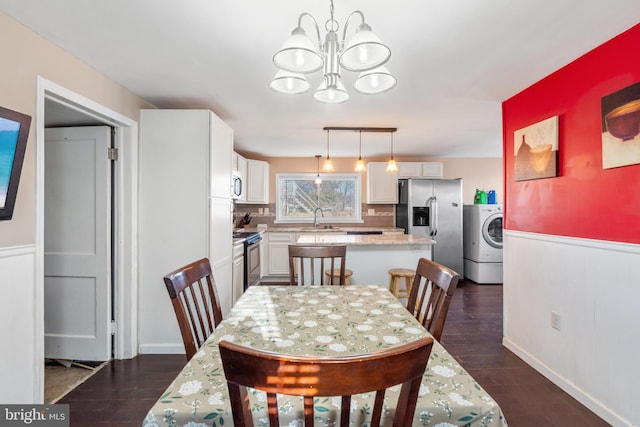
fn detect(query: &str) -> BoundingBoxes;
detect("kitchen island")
[296,233,434,287]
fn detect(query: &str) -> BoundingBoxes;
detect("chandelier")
[269,0,396,103]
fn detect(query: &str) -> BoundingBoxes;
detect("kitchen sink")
[296,226,344,232]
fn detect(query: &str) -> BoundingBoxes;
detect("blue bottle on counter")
[487,190,497,204]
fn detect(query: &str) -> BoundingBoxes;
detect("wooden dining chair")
[288,245,347,286]
[406,257,460,341]
[219,336,434,427]
[163,258,223,360]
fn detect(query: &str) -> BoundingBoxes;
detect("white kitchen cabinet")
[264,232,296,276]
[232,151,248,202]
[232,152,238,171]
[398,162,443,178]
[139,109,234,351]
[232,241,244,306]
[245,159,269,204]
[236,153,247,202]
[366,162,398,204]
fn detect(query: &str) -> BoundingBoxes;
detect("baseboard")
[258,275,290,285]
[503,337,632,427]
[138,344,186,355]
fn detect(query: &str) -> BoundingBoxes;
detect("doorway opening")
[35,77,139,403]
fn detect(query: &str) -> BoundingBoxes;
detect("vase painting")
[514,116,559,181]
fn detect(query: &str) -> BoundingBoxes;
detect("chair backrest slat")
[220,336,434,427]
[406,258,460,341]
[163,258,223,360]
[288,245,347,286]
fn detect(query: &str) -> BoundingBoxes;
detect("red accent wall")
[503,24,640,244]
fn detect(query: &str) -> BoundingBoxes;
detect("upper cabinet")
[398,162,443,178]
[245,159,269,204]
[366,162,398,204]
[233,152,248,202]
[209,113,234,198]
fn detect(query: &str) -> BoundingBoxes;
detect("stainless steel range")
[233,231,262,290]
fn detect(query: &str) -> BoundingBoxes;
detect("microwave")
[232,173,243,199]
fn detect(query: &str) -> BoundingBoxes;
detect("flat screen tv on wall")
[0,106,31,220]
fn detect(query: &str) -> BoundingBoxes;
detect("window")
[276,173,362,223]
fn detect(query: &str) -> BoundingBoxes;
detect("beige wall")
[259,156,503,205]
[0,11,154,247]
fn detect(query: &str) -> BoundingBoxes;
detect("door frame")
[35,77,139,399]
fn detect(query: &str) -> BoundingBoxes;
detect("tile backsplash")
[233,203,395,229]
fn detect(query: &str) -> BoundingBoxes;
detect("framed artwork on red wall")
[601,81,640,169]
[513,116,559,181]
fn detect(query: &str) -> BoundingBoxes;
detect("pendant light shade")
[314,155,322,184]
[386,132,398,172]
[354,66,397,94]
[355,130,366,171]
[323,130,334,171]
[270,70,311,94]
[386,158,398,172]
[340,23,391,72]
[273,26,323,74]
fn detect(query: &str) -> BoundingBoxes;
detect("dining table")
[143,285,508,427]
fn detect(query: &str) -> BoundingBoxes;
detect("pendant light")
[355,130,365,172]
[314,155,322,184]
[386,132,398,172]
[323,129,334,171]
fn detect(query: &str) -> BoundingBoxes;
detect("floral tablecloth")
[143,285,507,427]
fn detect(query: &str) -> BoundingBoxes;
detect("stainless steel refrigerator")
[396,178,464,276]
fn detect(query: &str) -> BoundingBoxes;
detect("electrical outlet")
[551,311,561,331]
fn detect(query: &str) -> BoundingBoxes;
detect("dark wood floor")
[59,280,611,426]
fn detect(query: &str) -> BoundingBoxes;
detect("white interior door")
[44,126,112,361]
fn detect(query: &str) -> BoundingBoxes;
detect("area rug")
[44,359,108,403]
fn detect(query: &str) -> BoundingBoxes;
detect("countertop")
[239,226,405,233]
[296,233,434,246]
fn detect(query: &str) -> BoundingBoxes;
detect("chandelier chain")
[326,0,339,32]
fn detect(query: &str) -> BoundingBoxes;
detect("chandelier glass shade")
[353,66,396,95]
[269,70,311,94]
[271,0,395,103]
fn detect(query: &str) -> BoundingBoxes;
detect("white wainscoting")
[0,245,38,403]
[503,230,640,427]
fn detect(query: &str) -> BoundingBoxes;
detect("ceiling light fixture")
[323,129,334,171]
[314,154,322,184]
[386,132,398,172]
[270,0,396,103]
[355,130,365,172]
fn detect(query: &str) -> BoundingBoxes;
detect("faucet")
[313,207,324,228]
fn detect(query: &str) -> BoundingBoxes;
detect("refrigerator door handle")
[432,197,438,237]
[427,196,437,237]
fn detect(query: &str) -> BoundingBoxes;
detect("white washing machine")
[463,204,503,283]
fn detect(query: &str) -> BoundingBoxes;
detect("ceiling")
[2,1,639,158]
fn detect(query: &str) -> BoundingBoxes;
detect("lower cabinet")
[232,241,244,306]
[264,232,296,276]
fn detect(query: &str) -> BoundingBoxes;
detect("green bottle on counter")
[474,189,487,204]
